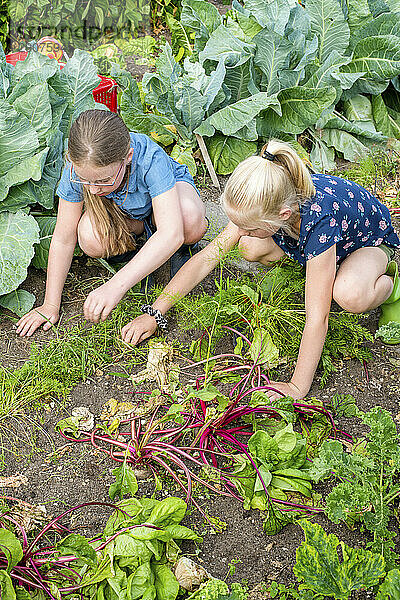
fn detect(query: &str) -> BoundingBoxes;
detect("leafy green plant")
[166,11,194,61]
[376,569,400,599]
[0,46,101,311]
[231,425,313,511]
[58,360,334,527]
[187,579,248,600]
[0,495,201,599]
[152,0,183,33]
[334,147,400,194]
[112,42,233,176]
[0,0,8,51]
[91,35,157,76]
[294,520,386,599]
[311,406,400,570]
[176,262,373,385]
[267,580,313,600]
[267,521,400,599]
[8,0,150,52]
[109,455,139,501]
[0,295,145,419]
[375,321,400,344]
[131,0,400,174]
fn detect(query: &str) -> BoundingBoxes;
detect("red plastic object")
[5,51,27,65]
[5,51,118,112]
[93,75,118,113]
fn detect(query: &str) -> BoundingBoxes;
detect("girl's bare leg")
[333,247,393,313]
[77,212,144,258]
[78,182,206,258]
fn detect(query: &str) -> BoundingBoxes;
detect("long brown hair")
[68,110,136,257]
[222,139,316,236]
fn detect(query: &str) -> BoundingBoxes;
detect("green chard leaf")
[109,461,139,501]
[147,497,187,526]
[0,530,23,570]
[0,570,16,599]
[57,534,98,568]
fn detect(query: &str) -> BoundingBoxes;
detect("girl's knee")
[77,213,105,258]
[182,203,207,244]
[177,182,207,243]
[333,280,367,313]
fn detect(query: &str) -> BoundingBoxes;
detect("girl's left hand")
[83,281,125,323]
[265,381,305,401]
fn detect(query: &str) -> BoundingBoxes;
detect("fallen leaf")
[71,406,95,431]
[174,557,210,591]
[9,500,48,533]
[130,339,179,392]
[0,474,28,488]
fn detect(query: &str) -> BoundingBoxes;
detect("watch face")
[37,37,63,61]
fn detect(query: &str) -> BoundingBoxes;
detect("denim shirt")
[56,132,198,219]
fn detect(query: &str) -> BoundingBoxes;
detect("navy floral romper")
[272,174,400,265]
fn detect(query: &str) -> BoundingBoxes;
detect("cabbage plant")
[132,0,400,174]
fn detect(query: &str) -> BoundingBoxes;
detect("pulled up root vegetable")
[58,331,340,519]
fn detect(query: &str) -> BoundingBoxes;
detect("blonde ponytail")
[222,139,315,235]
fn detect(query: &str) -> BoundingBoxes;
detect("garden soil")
[2,1,400,591]
[0,178,399,597]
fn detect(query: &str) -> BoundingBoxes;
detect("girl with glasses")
[16,110,207,337]
[121,140,400,400]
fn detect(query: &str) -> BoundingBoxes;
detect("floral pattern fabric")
[272,174,400,265]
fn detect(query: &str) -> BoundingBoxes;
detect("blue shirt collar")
[105,135,137,201]
[105,159,137,201]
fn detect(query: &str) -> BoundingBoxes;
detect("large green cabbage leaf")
[0,211,39,295]
[0,289,36,317]
[306,0,350,62]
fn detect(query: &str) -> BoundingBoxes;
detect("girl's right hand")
[16,304,60,337]
[121,314,157,345]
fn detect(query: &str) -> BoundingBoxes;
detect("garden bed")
[1,180,399,596]
[2,0,400,595]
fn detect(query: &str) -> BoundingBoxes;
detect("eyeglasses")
[69,161,125,187]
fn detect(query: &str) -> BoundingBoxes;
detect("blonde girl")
[16,110,207,337]
[122,140,400,400]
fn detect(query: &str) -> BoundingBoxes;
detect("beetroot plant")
[57,344,338,530]
[0,495,200,599]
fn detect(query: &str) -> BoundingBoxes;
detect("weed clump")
[176,261,373,386]
[0,299,144,419]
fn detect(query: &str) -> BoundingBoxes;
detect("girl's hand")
[265,381,305,401]
[121,314,157,345]
[83,281,126,323]
[16,303,59,337]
